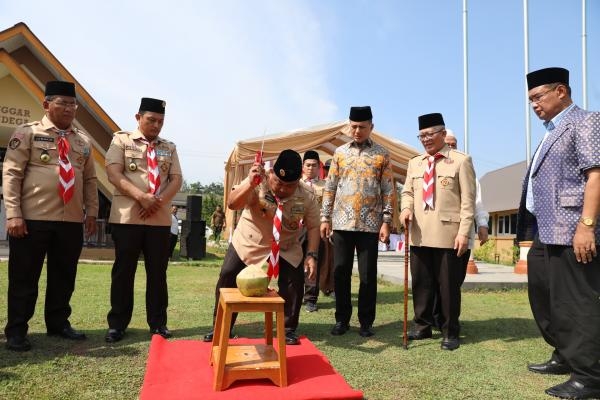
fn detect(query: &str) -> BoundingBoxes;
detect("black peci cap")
[139,97,166,114]
[349,106,373,122]
[418,113,445,130]
[303,150,320,163]
[526,67,569,90]
[273,149,302,182]
[45,81,76,97]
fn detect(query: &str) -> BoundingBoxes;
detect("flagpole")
[523,0,531,165]
[462,0,469,154]
[582,0,588,109]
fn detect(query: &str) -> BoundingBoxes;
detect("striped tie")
[267,196,283,279]
[57,130,74,204]
[142,139,161,194]
[423,153,444,210]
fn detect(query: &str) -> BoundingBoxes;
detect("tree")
[180,180,225,221]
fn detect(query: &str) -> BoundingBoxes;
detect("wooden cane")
[403,224,409,350]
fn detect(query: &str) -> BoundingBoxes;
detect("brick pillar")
[466,251,479,274]
[514,240,532,274]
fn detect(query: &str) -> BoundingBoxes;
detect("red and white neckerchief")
[57,130,74,204]
[422,152,444,210]
[267,195,283,279]
[140,138,161,194]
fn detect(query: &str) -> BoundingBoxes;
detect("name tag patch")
[33,136,54,142]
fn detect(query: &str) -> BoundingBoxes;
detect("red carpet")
[140,335,364,400]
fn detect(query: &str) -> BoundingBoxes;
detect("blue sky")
[1,0,598,183]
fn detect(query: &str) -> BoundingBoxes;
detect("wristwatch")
[579,216,596,227]
[306,251,319,261]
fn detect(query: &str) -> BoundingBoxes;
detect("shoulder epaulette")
[21,121,40,128]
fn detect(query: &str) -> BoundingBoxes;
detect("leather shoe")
[202,329,237,342]
[47,326,86,341]
[6,336,31,352]
[359,325,374,337]
[105,328,125,343]
[150,326,172,339]
[441,337,460,351]
[330,321,349,336]
[305,302,318,312]
[407,329,432,340]
[545,378,600,399]
[528,359,572,375]
[285,331,300,345]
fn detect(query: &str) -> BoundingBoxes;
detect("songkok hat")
[303,150,320,163]
[349,106,373,122]
[324,159,332,169]
[273,149,302,182]
[445,129,456,138]
[527,67,569,90]
[139,97,166,114]
[418,113,445,130]
[45,81,76,97]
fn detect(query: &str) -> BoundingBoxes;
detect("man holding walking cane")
[400,113,475,351]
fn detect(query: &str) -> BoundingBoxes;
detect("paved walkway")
[356,251,528,290]
[0,244,527,290]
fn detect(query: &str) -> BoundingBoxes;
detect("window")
[496,213,518,235]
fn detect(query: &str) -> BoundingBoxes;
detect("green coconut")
[236,263,269,297]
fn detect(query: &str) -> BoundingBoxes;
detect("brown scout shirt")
[231,177,320,268]
[2,115,99,222]
[105,129,182,226]
[401,145,476,249]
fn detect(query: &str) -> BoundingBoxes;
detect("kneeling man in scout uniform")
[104,98,182,343]
[3,80,98,351]
[203,149,320,345]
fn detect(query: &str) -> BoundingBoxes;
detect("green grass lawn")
[0,250,560,399]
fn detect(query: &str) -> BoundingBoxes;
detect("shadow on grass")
[0,325,218,371]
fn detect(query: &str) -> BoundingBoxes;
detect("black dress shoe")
[359,325,374,337]
[202,329,237,342]
[150,326,172,339]
[330,322,349,336]
[407,329,432,340]
[441,337,460,351]
[47,326,86,340]
[285,331,300,345]
[528,359,572,375]
[105,328,125,343]
[6,336,31,352]
[545,378,600,399]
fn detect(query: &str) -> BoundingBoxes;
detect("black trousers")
[528,235,600,385]
[211,245,305,332]
[332,231,379,327]
[107,224,171,330]
[410,246,468,338]
[169,233,178,258]
[432,249,471,330]
[302,237,326,303]
[5,220,83,338]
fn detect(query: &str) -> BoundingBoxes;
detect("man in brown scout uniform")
[300,150,328,313]
[104,97,182,343]
[202,149,320,345]
[210,204,226,242]
[400,113,475,351]
[3,80,98,351]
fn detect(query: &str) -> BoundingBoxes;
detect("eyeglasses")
[52,100,79,110]
[528,87,556,105]
[417,128,444,141]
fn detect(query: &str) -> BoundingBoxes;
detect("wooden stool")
[210,288,287,391]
